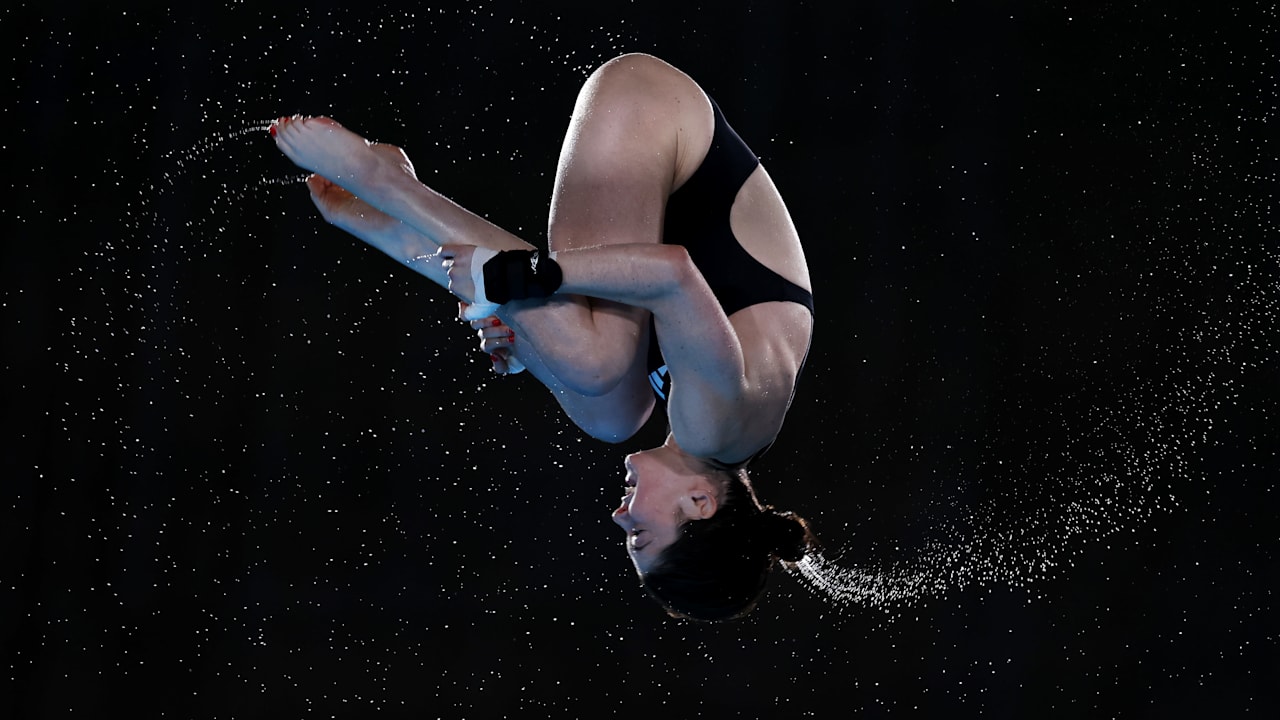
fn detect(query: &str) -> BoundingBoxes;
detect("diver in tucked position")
[271,53,817,620]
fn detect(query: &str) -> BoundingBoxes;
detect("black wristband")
[481,250,563,304]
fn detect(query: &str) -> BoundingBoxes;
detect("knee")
[573,404,649,444]
[559,349,628,398]
[586,53,678,95]
[593,52,662,75]
[581,418,634,445]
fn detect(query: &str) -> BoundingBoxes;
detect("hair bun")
[760,509,809,563]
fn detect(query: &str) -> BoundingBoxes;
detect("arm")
[554,243,751,458]
[440,240,751,457]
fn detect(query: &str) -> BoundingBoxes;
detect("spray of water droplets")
[141,120,308,221]
[70,8,1272,621]
[789,172,1277,614]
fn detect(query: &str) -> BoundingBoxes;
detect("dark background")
[4,1,1276,717]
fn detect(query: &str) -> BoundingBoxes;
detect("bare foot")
[301,144,452,291]
[272,115,416,191]
[304,144,407,233]
[306,175,395,235]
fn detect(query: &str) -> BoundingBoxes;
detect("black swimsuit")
[647,97,815,401]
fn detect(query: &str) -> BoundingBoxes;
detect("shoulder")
[684,304,812,463]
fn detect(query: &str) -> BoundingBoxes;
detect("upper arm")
[554,243,749,457]
[645,250,751,457]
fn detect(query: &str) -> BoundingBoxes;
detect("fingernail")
[490,354,501,362]
[269,124,277,137]
[491,318,503,327]
[508,333,516,342]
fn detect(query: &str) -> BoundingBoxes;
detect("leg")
[303,145,457,289]
[309,170,661,444]
[497,54,714,396]
[281,55,707,439]
[273,116,533,254]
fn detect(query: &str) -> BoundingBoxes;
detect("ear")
[684,489,718,520]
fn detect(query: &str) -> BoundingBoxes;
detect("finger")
[490,353,509,375]
[458,301,469,320]
[480,333,516,353]
[469,316,507,331]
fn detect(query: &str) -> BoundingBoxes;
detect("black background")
[5,2,1277,717]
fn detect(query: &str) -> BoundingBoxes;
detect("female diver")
[271,53,816,620]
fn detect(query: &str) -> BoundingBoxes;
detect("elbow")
[649,244,699,300]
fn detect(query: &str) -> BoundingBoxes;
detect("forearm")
[551,243,692,311]
[472,243,695,396]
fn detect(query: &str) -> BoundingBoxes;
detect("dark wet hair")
[640,466,816,621]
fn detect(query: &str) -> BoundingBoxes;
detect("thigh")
[501,55,712,397]
[533,54,714,380]
[547,53,711,254]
